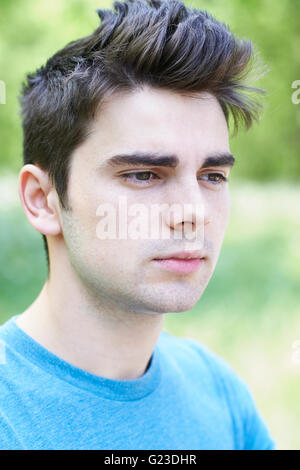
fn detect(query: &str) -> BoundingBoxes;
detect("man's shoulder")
[0,315,18,340]
[158,329,242,385]
[158,331,264,424]
[0,316,25,387]
[0,316,16,368]
[158,330,275,450]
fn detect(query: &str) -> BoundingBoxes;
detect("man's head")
[18,0,264,313]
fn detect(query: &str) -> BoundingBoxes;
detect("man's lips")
[153,250,204,260]
[152,251,205,274]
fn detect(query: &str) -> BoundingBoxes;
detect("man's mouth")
[152,251,205,274]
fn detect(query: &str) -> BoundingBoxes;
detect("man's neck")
[16,280,165,381]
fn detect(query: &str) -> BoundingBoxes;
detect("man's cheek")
[213,201,230,230]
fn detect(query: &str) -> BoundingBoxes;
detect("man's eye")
[119,171,160,185]
[198,173,228,185]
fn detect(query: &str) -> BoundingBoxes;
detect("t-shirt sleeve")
[187,339,276,450]
[232,374,276,450]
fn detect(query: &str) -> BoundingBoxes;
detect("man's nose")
[161,177,210,240]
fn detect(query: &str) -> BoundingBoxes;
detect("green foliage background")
[0,0,300,178]
[0,0,300,450]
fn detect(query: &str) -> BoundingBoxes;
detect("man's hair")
[19,0,266,274]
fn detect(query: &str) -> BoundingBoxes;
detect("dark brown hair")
[19,0,266,273]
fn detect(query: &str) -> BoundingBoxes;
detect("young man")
[0,0,275,450]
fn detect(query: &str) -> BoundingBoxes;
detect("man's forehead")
[84,87,230,169]
[94,86,224,125]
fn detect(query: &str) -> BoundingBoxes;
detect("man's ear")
[18,164,62,237]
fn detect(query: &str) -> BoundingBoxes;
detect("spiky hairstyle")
[19,0,266,272]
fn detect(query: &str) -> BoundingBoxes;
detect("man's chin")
[159,300,200,314]
[132,276,211,314]
[137,293,204,315]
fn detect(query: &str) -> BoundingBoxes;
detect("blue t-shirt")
[0,315,275,450]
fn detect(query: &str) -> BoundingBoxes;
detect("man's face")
[59,87,233,314]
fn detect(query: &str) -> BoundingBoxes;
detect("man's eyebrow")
[102,151,235,169]
[103,152,179,168]
[201,152,235,169]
